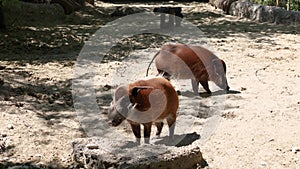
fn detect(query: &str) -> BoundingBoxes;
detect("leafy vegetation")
[1,0,19,6]
[250,0,300,11]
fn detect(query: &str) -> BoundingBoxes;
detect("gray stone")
[110,6,147,17]
[210,0,238,14]
[229,0,300,25]
[72,137,207,169]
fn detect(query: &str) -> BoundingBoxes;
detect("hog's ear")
[114,86,128,101]
[221,59,227,73]
[131,86,153,97]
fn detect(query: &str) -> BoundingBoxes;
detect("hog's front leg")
[130,122,141,144]
[143,123,152,144]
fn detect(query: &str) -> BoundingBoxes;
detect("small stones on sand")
[0,141,6,152]
[260,161,267,166]
[7,124,14,130]
[221,111,236,119]
[241,87,247,91]
[291,147,299,154]
[103,84,112,91]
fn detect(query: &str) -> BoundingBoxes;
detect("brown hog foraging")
[108,77,179,144]
[146,44,230,94]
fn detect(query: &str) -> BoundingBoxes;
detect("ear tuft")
[131,86,154,97]
[132,87,140,97]
[221,59,226,73]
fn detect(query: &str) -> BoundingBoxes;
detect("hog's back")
[155,44,215,81]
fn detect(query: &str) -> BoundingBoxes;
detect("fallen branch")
[255,64,271,84]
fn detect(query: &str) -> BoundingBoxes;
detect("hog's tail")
[146,51,160,77]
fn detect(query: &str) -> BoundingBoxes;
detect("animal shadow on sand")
[153,132,200,147]
[120,132,200,148]
[180,90,241,98]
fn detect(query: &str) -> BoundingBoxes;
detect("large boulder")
[110,6,147,17]
[72,137,208,169]
[229,0,300,25]
[210,0,238,14]
[229,0,254,18]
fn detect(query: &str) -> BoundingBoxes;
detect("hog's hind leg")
[155,122,164,137]
[166,116,176,142]
[191,79,199,95]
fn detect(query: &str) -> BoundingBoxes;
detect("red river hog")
[146,44,230,94]
[108,77,179,144]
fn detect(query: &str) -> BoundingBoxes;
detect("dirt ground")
[0,1,300,169]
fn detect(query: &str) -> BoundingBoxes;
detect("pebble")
[2,157,9,161]
[260,161,267,166]
[87,143,99,149]
[7,124,14,130]
[8,166,25,169]
[54,100,64,105]
[35,154,42,158]
[37,161,45,167]
[291,147,299,153]
[103,84,112,91]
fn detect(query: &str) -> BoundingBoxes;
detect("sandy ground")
[1,1,300,169]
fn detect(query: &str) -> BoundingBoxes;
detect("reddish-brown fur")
[108,77,179,144]
[147,44,229,94]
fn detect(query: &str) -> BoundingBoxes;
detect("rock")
[209,0,300,25]
[51,0,82,15]
[103,84,112,91]
[229,1,300,25]
[229,0,253,18]
[86,143,99,149]
[0,78,4,86]
[0,141,6,152]
[210,0,238,14]
[110,6,147,17]
[2,157,9,161]
[72,137,207,169]
[36,161,46,167]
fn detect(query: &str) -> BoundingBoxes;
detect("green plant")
[262,0,277,6]
[250,0,299,11]
[1,0,20,6]
[289,0,300,11]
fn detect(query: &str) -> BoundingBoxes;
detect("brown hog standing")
[108,77,179,144]
[146,44,230,94]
